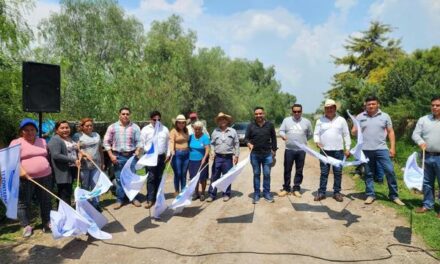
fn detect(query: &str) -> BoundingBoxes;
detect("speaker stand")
[38,112,43,138]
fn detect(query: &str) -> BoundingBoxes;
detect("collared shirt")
[245,121,277,154]
[279,116,313,150]
[357,110,392,150]
[140,123,170,156]
[412,114,440,153]
[103,121,141,152]
[313,115,351,151]
[211,127,240,157]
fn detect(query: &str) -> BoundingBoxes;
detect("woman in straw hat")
[169,114,190,195]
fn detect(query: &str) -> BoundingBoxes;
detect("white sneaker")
[293,191,302,198]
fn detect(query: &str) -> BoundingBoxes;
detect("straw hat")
[214,112,233,124]
[172,114,188,124]
[324,99,337,107]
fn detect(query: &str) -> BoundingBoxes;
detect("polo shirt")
[356,110,392,150]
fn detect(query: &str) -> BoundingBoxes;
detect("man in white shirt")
[313,99,351,202]
[140,111,170,208]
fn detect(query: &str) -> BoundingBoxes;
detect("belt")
[114,151,135,157]
[215,153,233,158]
[426,152,440,156]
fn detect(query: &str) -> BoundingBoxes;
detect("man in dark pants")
[140,111,170,209]
[278,104,313,198]
[245,107,277,204]
[207,112,240,202]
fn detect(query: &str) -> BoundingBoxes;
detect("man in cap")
[207,112,240,202]
[313,99,351,202]
[245,106,277,204]
[187,112,209,136]
[413,95,440,216]
[278,104,313,198]
[352,95,405,205]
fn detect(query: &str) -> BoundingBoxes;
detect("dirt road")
[4,144,437,263]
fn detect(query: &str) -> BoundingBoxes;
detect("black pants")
[18,176,53,227]
[57,183,73,206]
[283,149,306,192]
[145,154,167,202]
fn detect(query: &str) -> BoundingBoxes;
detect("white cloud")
[335,0,358,13]
[139,0,203,18]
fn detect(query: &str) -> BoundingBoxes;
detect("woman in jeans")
[169,114,190,195]
[73,118,105,211]
[48,120,81,206]
[188,121,210,201]
[9,118,53,237]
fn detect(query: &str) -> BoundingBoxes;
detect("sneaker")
[200,194,205,201]
[415,207,430,213]
[264,194,274,203]
[223,196,230,202]
[252,194,260,204]
[314,194,326,201]
[292,191,302,198]
[333,193,343,202]
[113,202,123,210]
[393,198,405,206]
[278,190,289,197]
[22,225,32,238]
[364,196,375,205]
[132,200,141,207]
[144,201,153,209]
[192,194,200,201]
[206,197,214,203]
[173,191,179,197]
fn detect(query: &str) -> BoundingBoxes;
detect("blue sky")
[29,0,440,112]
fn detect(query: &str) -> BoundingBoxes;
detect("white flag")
[170,170,202,213]
[120,156,148,201]
[211,157,249,192]
[76,200,112,240]
[293,141,344,167]
[152,171,168,219]
[74,169,113,202]
[136,122,161,170]
[403,152,424,191]
[50,200,90,239]
[0,144,21,219]
[347,111,369,163]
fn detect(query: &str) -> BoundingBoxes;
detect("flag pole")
[77,164,81,188]
[26,176,63,202]
[422,148,425,172]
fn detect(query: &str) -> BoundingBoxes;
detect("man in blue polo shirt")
[352,95,405,206]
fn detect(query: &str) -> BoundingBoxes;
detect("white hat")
[324,99,336,107]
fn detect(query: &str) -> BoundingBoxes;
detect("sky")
[26,0,440,112]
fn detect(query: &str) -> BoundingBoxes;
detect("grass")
[345,139,440,256]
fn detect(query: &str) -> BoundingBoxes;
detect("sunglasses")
[121,113,130,116]
[292,111,302,113]
[152,118,161,121]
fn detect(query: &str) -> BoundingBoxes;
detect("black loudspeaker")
[22,61,61,113]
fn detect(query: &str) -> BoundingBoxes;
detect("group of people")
[8,94,440,238]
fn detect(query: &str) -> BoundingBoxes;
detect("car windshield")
[233,123,249,130]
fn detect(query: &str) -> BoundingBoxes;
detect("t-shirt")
[356,110,392,150]
[73,132,101,169]
[189,134,210,161]
[9,137,52,178]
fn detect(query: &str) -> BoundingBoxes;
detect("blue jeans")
[318,150,343,195]
[283,149,306,192]
[80,168,99,208]
[172,150,189,192]
[114,154,140,203]
[363,149,399,200]
[422,154,440,209]
[250,152,272,195]
[208,155,233,198]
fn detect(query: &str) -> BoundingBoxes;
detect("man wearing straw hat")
[413,96,440,216]
[207,112,240,202]
[352,95,405,206]
[313,99,350,202]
